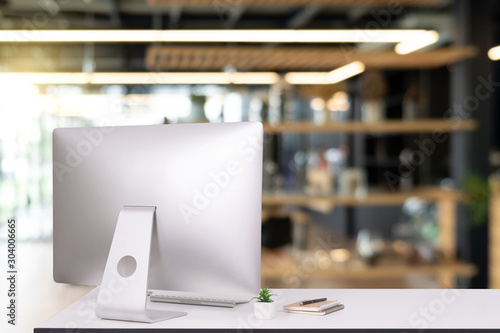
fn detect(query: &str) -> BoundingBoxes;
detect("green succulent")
[253,287,275,302]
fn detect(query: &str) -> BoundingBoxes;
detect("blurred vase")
[356,229,385,265]
[339,168,367,198]
[361,99,385,123]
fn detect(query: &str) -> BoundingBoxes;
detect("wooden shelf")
[262,119,478,134]
[262,258,477,280]
[262,261,477,280]
[261,248,477,287]
[263,187,465,207]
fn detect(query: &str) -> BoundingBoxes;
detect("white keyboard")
[150,293,251,308]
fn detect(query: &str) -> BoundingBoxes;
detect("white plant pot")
[254,301,276,320]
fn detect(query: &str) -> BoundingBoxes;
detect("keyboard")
[149,292,251,308]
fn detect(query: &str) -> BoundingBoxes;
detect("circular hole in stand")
[117,255,137,278]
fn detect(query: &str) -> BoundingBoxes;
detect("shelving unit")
[145,8,480,288]
[261,115,478,287]
[262,186,474,287]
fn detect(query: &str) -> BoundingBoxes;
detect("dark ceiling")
[0,0,466,73]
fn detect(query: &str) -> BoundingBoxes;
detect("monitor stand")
[95,206,187,323]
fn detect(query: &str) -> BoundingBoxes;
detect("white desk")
[36,287,500,332]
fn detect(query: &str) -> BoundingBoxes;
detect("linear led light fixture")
[0,72,280,85]
[0,29,437,44]
[326,61,365,84]
[285,61,365,85]
[395,30,439,55]
[488,45,500,61]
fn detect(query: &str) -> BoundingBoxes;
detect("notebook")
[283,299,340,312]
[287,304,345,316]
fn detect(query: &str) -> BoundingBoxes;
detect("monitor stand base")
[95,206,187,323]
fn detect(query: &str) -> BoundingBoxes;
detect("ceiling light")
[0,29,436,44]
[488,45,500,61]
[326,61,365,84]
[285,61,365,85]
[395,30,439,55]
[0,72,280,85]
[284,72,330,85]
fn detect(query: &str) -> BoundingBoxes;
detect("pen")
[300,298,327,305]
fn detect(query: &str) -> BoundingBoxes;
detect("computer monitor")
[52,122,263,321]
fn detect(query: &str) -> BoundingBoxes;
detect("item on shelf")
[392,197,439,264]
[268,80,292,125]
[489,150,500,195]
[439,178,456,190]
[312,249,331,270]
[310,97,327,124]
[248,92,266,122]
[398,149,414,192]
[326,91,351,122]
[292,150,308,191]
[360,71,387,123]
[356,229,385,265]
[329,248,351,264]
[253,288,276,320]
[263,160,279,191]
[402,84,422,121]
[305,149,332,195]
[361,99,386,123]
[291,211,309,253]
[338,167,367,198]
[325,147,348,194]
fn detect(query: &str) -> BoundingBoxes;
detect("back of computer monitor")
[53,122,262,299]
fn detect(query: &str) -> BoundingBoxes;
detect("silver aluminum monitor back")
[53,122,262,299]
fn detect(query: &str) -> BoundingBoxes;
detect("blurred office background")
[0,0,500,330]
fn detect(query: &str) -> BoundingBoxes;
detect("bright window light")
[204,95,224,121]
[163,94,192,121]
[223,93,243,122]
[488,45,500,61]
[395,30,440,55]
[0,29,436,44]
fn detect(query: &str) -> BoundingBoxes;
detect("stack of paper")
[283,299,344,316]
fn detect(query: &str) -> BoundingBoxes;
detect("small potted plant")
[253,287,276,320]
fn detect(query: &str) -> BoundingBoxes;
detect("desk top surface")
[37,287,500,330]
